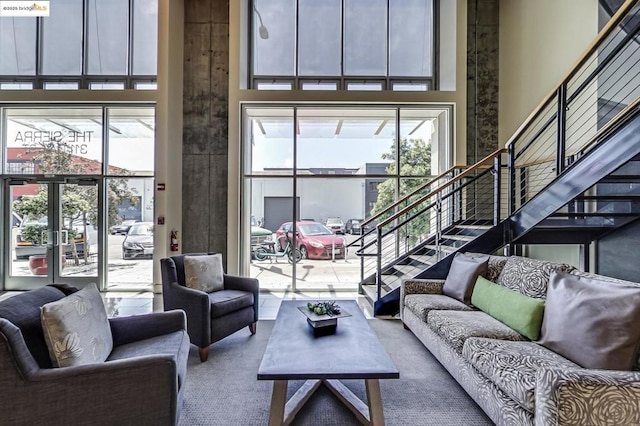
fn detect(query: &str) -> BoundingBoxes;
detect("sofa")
[400,254,640,426]
[0,285,190,425]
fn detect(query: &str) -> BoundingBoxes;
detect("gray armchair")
[0,285,190,426]
[160,253,259,362]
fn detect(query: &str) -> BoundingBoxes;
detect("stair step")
[392,264,423,276]
[599,175,640,183]
[441,234,475,242]
[424,244,457,254]
[407,254,434,266]
[453,224,492,230]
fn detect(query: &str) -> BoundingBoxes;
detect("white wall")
[499,0,599,145]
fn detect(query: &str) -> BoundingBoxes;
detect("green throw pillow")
[471,276,545,340]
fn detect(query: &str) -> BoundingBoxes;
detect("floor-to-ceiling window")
[242,105,451,291]
[0,106,155,291]
[0,0,158,292]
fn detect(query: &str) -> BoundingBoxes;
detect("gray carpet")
[179,319,493,425]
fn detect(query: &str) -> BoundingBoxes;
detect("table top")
[257,300,399,380]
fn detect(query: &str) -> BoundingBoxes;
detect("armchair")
[160,253,259,362]
[0,285,190,426]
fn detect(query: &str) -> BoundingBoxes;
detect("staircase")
[351,0,640,315]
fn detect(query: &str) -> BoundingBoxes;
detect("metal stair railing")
[506,0,640,217]
[360,149,507,300]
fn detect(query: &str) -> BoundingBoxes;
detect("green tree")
[371,138,432,245]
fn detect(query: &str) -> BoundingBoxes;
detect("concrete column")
[182,0,230,264]
[467,0,499,165]
[155,0,184,291]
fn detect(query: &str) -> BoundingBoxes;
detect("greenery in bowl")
[307,301,342,316]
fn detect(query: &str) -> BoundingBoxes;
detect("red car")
[275,221,346,260]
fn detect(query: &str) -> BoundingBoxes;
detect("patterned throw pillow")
[496,256,575,299]
[41,283,113,368]
[184,254,225,293]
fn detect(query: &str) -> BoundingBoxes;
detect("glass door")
[5,178,101,290]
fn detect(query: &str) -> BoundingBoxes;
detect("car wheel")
[300,246,308,259]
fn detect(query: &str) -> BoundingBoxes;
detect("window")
[0,0,158,89]
[250,0,436,90]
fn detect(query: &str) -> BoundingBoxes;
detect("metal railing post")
[376,226,383,301]
[507,145,516,217]
[493,155,501,225]
[556,84,567,175]
[435,192,443,258]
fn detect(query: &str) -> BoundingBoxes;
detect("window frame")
[248,0,439,91]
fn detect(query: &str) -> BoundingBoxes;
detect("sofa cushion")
[539,272,640,370]
[471,276,545,340]
[209,290,254,319]
[184,254,225,293]
[41,283,113,368]
[404,294,473,322]
[463,338,579,413]
[443,253,489,304]
[486,255,509,282]
[496,256,575,299]
[108,329,190,388]
[427,310,527,354]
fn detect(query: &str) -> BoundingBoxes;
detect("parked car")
[324,217,345,234]
[122,222,154,259]
[275,221,345,260]
[345,218,365,235]
[111,219,138,235]
[250,216,273,247]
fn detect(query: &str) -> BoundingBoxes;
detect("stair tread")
[441,234,475,241]
[454,224,492,230]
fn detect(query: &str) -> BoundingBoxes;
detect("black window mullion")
[128,0,134,77]
[82,0,88,79]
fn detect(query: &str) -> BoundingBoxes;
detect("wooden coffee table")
[257,300,399,426]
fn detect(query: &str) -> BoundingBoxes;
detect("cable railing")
[358,150,507,299]
[355,0,640,303]
[507,0,640,214]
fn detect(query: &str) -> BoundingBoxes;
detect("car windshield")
[326,218,342,225]
[128,223,153,235]
[351,220,360,225]
[299,223,333,236]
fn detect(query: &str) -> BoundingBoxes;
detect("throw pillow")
[538,272,640,370]
[184,254,225,293]
[443,252,489,304]
[471,276,546,340]
[41,283,113,368]
[496,256,574,299]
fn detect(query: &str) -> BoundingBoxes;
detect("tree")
[370,138,432,246]
[12,136,138,265]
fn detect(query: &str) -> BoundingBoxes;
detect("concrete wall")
[498,0,599,145]
[182,0,230,263]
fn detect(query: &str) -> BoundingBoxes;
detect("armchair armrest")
[109,310,186,347]
[535,367,640,426]
[224,274,259,294]
[224,274,259,323]
[14,355,179,425]
[163,281,211,348]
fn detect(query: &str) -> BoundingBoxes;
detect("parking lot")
[250,233,369,291]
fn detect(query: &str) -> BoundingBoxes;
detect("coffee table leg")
[365,379,384,426]
[269,380,288,426]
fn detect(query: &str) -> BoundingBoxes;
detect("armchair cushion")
[40,283,113,367]
[184,254,225,293]
[209,290,255,319]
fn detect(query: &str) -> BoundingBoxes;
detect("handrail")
[504,0,639,149]
[379,148,506,228]
[360,165,465,228]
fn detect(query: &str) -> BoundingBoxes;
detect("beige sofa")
[400,255,640,426]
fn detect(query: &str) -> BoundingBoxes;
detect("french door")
[4,177,102,290]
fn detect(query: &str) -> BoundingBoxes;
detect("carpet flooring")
[179,319,493,425]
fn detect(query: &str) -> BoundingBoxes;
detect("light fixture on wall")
[253,3,269,39]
